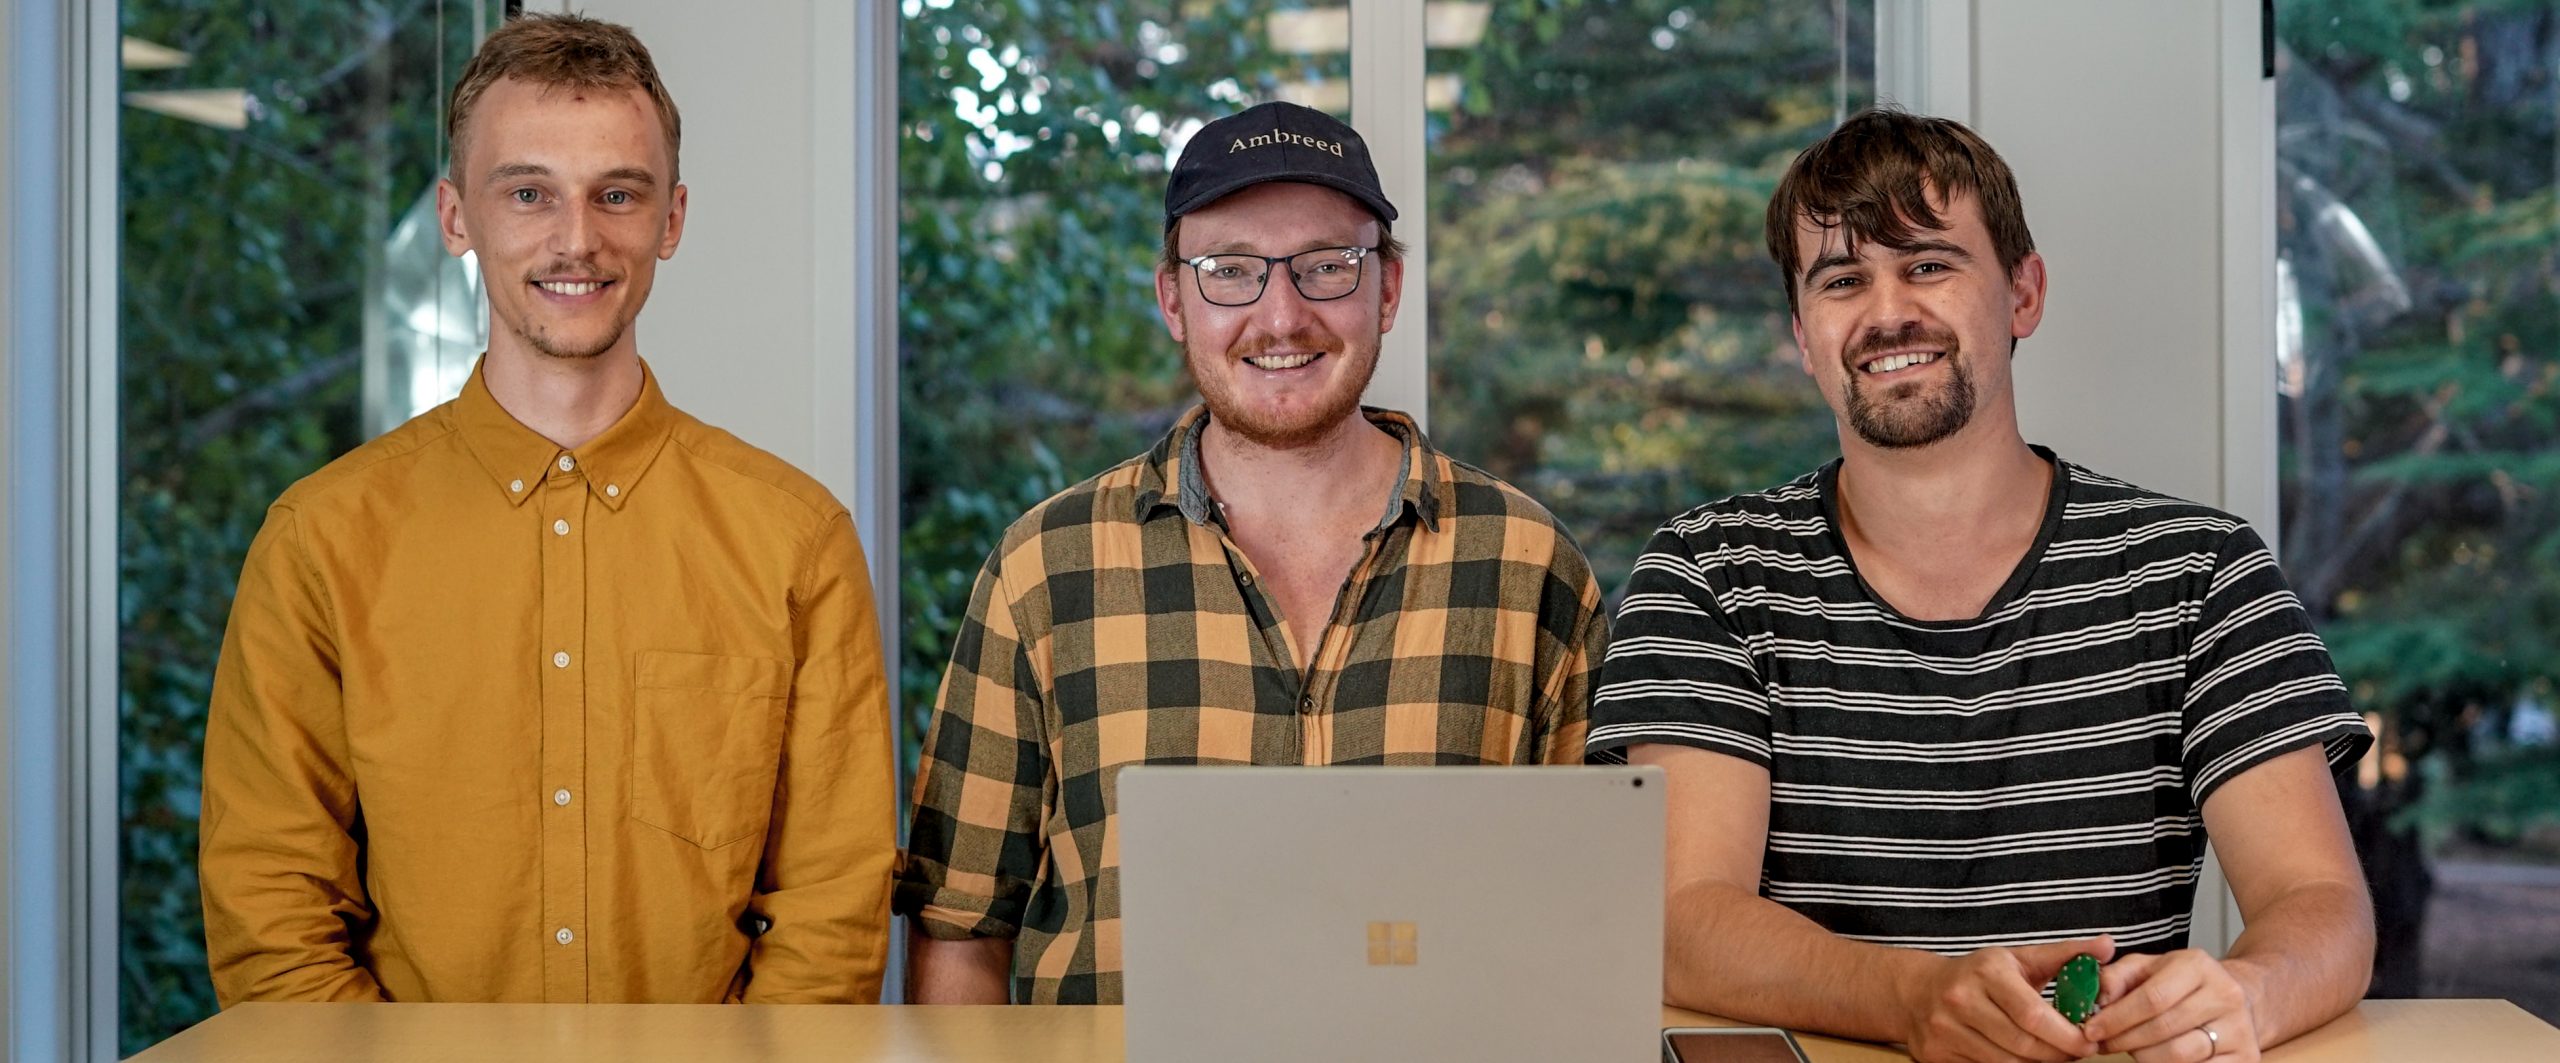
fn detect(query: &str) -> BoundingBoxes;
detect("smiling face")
[437,77,686,366]
[1789,187,2045,451]
[1155,181,1404,449]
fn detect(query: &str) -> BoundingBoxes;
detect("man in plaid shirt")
[896,101,1609,1004]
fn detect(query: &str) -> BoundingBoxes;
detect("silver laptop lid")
[1121,766,1664,1063]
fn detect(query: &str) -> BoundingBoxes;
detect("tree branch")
[175,350,362,453]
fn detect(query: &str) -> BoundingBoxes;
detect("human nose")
[1247,260,1316,331]
[552,199,599,259]
[1865,272,1924,334]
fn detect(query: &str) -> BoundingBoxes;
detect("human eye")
[1911,261,1950,276]
[1205,261,1253,281]
[1819,273,1861,291]
[601,189,634,206]
[510,187,543,205]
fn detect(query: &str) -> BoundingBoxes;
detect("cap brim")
[1166,171,1399,228]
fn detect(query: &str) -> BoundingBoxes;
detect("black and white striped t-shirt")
[1588,451,2371,955]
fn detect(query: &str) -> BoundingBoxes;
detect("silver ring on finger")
[2199,1024,2220,1055]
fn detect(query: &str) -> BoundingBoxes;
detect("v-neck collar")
[1817,445,2068,628]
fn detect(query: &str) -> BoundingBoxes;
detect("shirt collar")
[1134,404,1447,534]
[456,357,677,511]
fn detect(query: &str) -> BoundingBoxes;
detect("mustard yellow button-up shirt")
[200,362,894,1004]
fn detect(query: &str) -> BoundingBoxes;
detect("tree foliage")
[118,0,486,1050]
[2274,0,2560,998]
[1428,0,1865,581]
[896,0,1868,754]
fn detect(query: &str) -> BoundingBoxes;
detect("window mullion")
[1348,0,1429,430]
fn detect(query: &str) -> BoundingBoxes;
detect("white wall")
[566,0,862,507]
[1893,0,2274,518]
[1985,2,2231,507]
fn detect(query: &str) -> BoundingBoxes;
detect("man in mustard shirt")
[198,13,895,1003]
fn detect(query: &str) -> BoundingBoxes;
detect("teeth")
[1864,351,1942,374]
[1245,352,1319,370]
[539,281,603,296]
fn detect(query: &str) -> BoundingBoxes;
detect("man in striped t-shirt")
[1592,110,2373,1063]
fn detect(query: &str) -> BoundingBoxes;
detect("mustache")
[1844,322,1961,366]
[1228,328,1345,360]
[525,262,623,282]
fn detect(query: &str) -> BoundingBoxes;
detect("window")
[117,1,499,1049]
[896,0,1349,752]
[2275,0,2560,1022]
[1427,0,1873,586]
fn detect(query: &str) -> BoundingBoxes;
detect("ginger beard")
[1181,308,1380,449]
[1843,322,1977,449]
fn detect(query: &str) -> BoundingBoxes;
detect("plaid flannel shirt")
[895,405,1607,1003]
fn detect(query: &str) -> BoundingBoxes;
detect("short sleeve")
[1586,524,1774,767]
[2181,525,2372,804]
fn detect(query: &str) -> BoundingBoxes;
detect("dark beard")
[1847,358,1976,448]
[1842,323,1974,449]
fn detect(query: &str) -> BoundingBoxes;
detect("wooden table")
[130,999,2560,1062]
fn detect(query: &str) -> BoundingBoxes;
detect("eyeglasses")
[1178,246,1374,307]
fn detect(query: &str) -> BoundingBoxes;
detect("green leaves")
[119,0,491,1050]
[2277,0,2560,891]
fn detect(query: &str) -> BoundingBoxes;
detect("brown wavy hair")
[1765,109,2034,311]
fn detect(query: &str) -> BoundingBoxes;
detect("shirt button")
[1299,696,1316,715]
[606,484,620,498]
[509,479,524,493]
[552,651,570,669]
[553,519,570,536]
[558,455,576,472]
[553,788,573,807]
[1238,573,1254,587]
[555,927,574,945]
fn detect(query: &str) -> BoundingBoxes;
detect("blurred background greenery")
[2273,0,2560,1009]
[109,0,2558,1051]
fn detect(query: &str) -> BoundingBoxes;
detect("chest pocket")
[630,650,793,849]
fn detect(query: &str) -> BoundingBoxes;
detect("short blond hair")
[445,12,682,184]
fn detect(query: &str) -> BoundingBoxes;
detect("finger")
[2102,992,2244,1056]
[2098,952,2165,1005]
[1980,971,2097,1061]
[2125,1026,2217,1063]
[2012,935,2116,983]
[2082,956,2201,1044]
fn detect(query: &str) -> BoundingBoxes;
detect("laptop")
[1120,765,1664,1063]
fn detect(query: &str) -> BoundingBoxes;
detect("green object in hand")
[2052,953,2102,1024]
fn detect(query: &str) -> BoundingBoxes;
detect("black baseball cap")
[1164,101,1398,229]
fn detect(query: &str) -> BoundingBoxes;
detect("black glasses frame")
[1178,245,1375,307]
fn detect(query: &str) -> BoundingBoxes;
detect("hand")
[1896,936,2116,1063]
[2082,949,2261,1062]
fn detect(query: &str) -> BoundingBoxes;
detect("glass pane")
[2274,0,2560,1023]
[1427,0,1874,586]
[117,1,499,1050]
[896,0,1348,757]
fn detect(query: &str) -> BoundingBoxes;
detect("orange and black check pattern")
[895,405,1607,1003]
